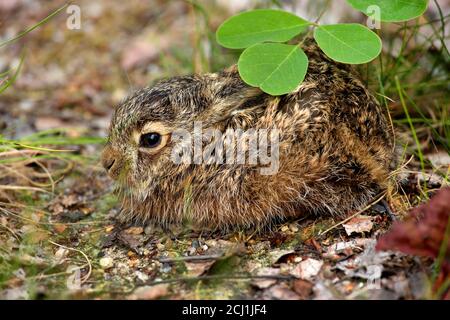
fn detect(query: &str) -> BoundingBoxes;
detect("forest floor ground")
[0,0,449,299]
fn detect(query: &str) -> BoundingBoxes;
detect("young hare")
[102,40,396,231]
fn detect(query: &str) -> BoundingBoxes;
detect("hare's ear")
[199,67,265,124]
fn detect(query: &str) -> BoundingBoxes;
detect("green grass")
[0,4,68,48]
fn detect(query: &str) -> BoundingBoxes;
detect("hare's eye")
[140,132,161,148]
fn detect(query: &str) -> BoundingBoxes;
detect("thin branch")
[318,193,387,236]
[144,274,295,286]
[158,254,223,263]
[49,240,92,284]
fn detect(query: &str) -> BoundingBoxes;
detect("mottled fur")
[102,39,396,231]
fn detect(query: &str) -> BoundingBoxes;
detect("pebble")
[160,263,172,273]
[99,257,114,269]
[135,271,149,282]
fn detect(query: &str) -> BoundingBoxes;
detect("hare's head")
[101,68,262,198]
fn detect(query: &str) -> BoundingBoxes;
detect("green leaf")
[238,43,308,96]
[346,0,428,22]
[314,24,382,64]
[216,9,310,49]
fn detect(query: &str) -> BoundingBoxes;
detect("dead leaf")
[336,240,391,282]
[118,232,143,251]
[269,249,295,265]
[290,258,323,280]
[124,227,144,235]
[427,151,450,168]
[268,231,288,246]
[54,248,69,264]
[185,260,215,277]
[60,194,78,207]
[343,215,374,235]
[377,187,450,298]
[263,283,300,300]
[293,279,313,299]
[53,224,67,234]
[325,238,372,258]
[252,267,280,289]
[105,225,115,233]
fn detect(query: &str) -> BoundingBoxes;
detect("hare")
[101,39,396,231]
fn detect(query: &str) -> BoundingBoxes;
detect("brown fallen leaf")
[293,279,313,299]
[53,224,67,234]
[118,232,144,251]
[124,226,144,235]
[377,187,450,299]
[60,194,78,207]
[185,260,216,277]
[263,283,300,300]
[343,215,374,235]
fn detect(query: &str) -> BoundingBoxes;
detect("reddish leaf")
[376,187,450,298]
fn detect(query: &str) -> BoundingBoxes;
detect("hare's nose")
[101,146,121,179]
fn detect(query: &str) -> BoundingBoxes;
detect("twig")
[318,193,387,236]
[0,185,52,193]
[381,199,397,221]
[0,149,43,157]
[48,240,92,284]
[0,223,21,241]
[158,254,223,263]
[144,274,295,286]
[0,204,104,226]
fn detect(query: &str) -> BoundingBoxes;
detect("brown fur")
[101,39,396,231]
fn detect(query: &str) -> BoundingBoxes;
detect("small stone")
[144,225,154,235]
[135,271,149,282]
[191,239,200,248]
[99,257,114,269]
[160,263,172,273]
[281,225,289,232]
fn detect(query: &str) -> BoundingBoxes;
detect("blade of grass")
[0,4,68,48]
[0,53,24,94]
[395,76,428,195]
